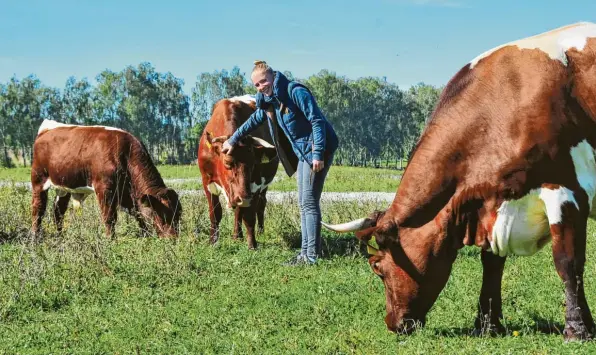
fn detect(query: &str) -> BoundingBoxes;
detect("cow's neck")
[391,132,458,229]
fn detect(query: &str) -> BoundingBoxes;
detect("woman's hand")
[312,159,324,172]
[222,140,234,155]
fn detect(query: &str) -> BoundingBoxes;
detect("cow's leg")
[205,189,222,245]
[95,186,118,238]
[127,206,150,237]
[474,250,507,335]
[31,183,48,237]
[135,213,150,237]
[232,207,243,240]
[53,193,71,233]
[242,204,258,250]
[256,191,267,234]
[548,200,594,341]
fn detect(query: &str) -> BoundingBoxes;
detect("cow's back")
[33,125,136,188]
[391,22,596,227]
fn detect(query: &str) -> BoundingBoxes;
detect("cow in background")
[31,119,182,238]
[324,22,596,341]
[198,95,278,249]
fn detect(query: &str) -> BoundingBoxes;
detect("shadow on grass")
[433,315,565,337]
[0,228,30,244]
[279,231,369,259]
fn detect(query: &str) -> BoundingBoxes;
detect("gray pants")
[297,156,332,260]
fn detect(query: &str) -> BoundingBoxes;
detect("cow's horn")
[321,218,375,233]
[250,136,275,149]
[212,136,229,143]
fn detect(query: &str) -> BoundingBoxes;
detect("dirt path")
[0,180,395,203]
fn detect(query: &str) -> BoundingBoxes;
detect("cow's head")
[139,188,182,238]
[205,132,276,208]
[322,209,456,334]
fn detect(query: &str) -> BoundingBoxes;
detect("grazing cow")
[31,119,182,238]
[323,22,596,341]
[198,95,278,249]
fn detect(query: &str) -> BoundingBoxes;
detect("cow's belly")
[490,191,552,257]
[207,182,231,208]
[489,140,596,257]
[42,179,95,208]
[43,179,94,196]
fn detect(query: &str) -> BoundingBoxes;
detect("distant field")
[1,165,595,353]
[1,164,404,193]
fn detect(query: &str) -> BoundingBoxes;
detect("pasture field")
[0,166,595,354]
[0,164,403,193]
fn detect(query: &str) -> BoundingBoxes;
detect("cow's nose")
[236,197,251,208]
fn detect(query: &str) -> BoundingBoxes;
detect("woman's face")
[251,70,274,96]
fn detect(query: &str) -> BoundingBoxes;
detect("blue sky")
[1,0,595,94]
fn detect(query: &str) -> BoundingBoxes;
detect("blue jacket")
[228,72,339,167]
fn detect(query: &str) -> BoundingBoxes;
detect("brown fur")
[198,98,278,249]
[31,124,181,238]
[349,27,596,340]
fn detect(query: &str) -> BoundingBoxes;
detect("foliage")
[0,64,442,168]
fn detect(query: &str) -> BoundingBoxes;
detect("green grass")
[0,179,595,354]
[1,164,403,193]
[0,167,31,182]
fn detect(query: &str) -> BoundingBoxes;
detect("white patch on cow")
[37,119,126,135]
[250,177,274,194]
[42,179,95,207]
[570,140,596,215]
[490,186,579,257]
[229,95,256,105]
[470,21,596,69]
[539,187,579,224]
[250,182,262,194]
[70,193,89,209]
[207,182,231,208]
[42,179,53,191]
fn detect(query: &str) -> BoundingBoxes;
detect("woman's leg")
[301,157,332,262]
[297,160,308,256]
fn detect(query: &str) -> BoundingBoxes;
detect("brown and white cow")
[324,22,596,341]
[198,95,278,249]
[31,119,182,238]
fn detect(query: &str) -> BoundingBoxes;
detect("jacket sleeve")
[290,86,326,161]
[228,109,267,146]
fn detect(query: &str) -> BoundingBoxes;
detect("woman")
[222,61,339,265]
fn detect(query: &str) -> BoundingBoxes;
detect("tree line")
[0,62,442,168]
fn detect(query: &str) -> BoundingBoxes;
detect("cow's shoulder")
[470,22,596,69]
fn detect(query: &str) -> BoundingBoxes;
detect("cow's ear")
[212,135,229,144]
[205,132,215,150]
[255,146,277,164]
[205,133,229,150]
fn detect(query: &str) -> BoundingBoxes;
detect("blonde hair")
[252,60,273,76]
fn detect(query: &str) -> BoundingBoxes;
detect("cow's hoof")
[232,233,243,240]
[248,243,257,250]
